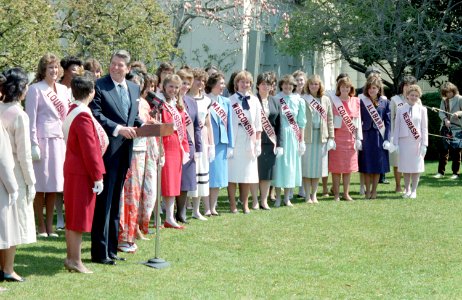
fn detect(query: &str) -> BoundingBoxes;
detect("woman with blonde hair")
[273,75,307,207]
[227,71,262,213]
[301,75,334,203]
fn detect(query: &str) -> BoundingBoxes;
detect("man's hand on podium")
[119,127,137,139]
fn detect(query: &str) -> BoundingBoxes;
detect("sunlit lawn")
[2,161,462,299]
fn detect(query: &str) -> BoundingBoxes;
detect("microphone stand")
[144,103,170,269]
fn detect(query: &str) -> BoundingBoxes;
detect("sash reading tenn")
[304,95,327,121]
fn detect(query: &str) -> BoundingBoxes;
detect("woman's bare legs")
[227,182,238,213]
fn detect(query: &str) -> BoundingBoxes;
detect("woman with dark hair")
[206,72,234,214]
[0,67,36,282]
[83,58,103,79]
[155,62,175,93]
[390,75,417,192]
[328,77,362,201]
[255,72,281,209]
[62,71,107,273]
[26,53,70,238]
[358,75,391,199]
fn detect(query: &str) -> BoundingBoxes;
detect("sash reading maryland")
[210,101,228,128]
[279,97,302,142]
[403,111,420,140]
[360,95,386,139]
[304,95,327,121]
[330,95,357,137]
[164,101,189,164]
[43,88,68,121]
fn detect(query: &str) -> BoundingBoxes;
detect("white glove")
[194,151,201,161]
[327,139,336,151]
[31,145,41,161]
[208,145,215,162]
[159,156,165,167]
[255,140,262,157]
[27,185,36,205]
[383,140,390,150]
[274,147,284,157]
[298,142,306,156]
[354,140,362,151]
[420,145,427,157]
[227,147,234,159]
[9,191,19,206]
[92,180,104,195]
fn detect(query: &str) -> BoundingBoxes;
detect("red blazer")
[64,107,106,182]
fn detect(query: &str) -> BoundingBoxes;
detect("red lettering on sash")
[403,112,420,140]
[279,97,302,142]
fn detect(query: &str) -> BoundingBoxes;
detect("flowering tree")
[161,0,295,48]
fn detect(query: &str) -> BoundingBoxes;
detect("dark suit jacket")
[89,75,143,164]
[360,96,391,141]
[264,95,283,147]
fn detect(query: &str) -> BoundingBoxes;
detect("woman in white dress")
[390,76,417,192]
[187,68,214,220]
[393,85,428,198]
[227,71,262,214]
[0,68,36,282]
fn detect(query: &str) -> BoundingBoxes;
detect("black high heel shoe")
[3,273,25,282]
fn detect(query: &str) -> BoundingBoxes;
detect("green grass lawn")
[2,161,462,299]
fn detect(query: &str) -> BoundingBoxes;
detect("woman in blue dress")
[273,75,307,207]
[206,72,234,216]
[358,75,391,199]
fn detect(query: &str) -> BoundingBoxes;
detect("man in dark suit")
[89,50,143,265]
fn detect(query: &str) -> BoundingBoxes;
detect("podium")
[141,123,174,269]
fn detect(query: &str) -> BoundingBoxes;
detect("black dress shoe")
[3,273,25,282]
[0,270,4,282]
[109,255,126,261]
[91,258,116,265]
[176,217,189,224]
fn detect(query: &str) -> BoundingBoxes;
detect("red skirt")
[64,174,96,232]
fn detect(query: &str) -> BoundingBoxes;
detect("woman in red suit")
[161,74,189,229]
[63,72,107,273]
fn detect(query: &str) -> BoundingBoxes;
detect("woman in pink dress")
[161,74,189,229]
[328,77,362,201]
[25,53,70,237]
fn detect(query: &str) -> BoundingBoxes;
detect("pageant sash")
[164,101,189,164]
[260,105,277,152]
[63,103,109,155]
[183,108,195,147]
[304,95,327,121]
[360,95,386,139]
[43,88,68,121]
[210,100,228,128]
[231,101,257,156]
[391,95,405,108]
[279,97,302,142]
[330,94,357,137]
[402,111,421,140]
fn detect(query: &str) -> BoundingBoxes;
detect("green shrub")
[421,92,442,160]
